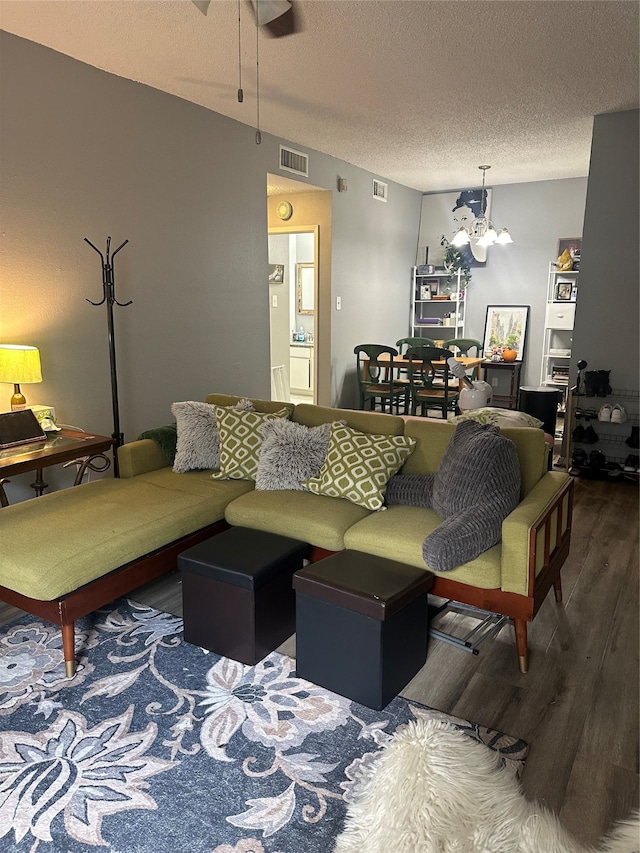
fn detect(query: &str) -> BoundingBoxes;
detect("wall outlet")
[336,296,342,310]
[491,378,499,387]
[272,294,278,308]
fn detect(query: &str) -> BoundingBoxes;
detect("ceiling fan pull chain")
[237,0,243,103]
[255,19,261,144]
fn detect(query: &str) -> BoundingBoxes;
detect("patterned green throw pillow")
[304,423,416,510]
[212,406,290,481]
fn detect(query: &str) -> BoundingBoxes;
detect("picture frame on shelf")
[420,284,431,300]
[268,263,285,283]
[557,238,581,258]
[555,282,573,301]
[482,304,529,361]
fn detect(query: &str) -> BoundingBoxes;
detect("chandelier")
[451,165,513,248]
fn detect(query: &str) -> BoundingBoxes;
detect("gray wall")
[418,178,588,389]
[571,110,639,391]
[0,32,421,500]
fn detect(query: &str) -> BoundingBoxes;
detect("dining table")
[363,353,484,386]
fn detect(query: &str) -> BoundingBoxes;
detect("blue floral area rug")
[0,599,528,852]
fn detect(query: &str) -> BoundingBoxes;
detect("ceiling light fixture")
[451,166,513,249]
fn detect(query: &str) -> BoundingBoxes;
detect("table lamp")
[0,344,43,410]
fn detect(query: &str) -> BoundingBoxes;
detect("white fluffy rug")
[333,719,639,853]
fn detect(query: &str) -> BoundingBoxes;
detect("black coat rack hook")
[84,236,132,475]
[84,236,132,307]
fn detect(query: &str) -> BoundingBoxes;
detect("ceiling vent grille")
[373,179,388,202]
[279,145,309,177]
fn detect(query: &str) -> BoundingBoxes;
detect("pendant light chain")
[255,18,261,144]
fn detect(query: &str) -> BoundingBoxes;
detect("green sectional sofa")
[0,392,573,676]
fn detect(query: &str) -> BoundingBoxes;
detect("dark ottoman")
[179,527,308,665]
[293,550,433,710]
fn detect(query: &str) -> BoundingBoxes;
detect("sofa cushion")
[303,423,416,511]
[343,505,502,588]
[212,406,291,481]
[171,398,255,473]
[225,489,371,552]
[450,407,544,429]
[255,419,343,491]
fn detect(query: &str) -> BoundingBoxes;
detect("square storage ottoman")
[293,550,433,710]
[178,527,308,665]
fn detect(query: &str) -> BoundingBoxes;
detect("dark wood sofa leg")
[553,574,563,602]
[514,619,528,674]
[62,623,76,678]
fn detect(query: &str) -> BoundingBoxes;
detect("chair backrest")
[404,346,454,390]
[443,337,483,357]
[354,343,399,387]
[396,336,436,354]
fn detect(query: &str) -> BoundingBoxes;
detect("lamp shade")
[0,345,43,384]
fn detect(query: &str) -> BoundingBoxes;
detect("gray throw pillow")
[424,420,521,571]
[255,419,343,491]
[171,398,255,473]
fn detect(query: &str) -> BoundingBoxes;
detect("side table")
[482,360,523,410]
[0,429,113,506]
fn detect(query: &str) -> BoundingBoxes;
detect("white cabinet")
[540,264,578,394]
[290,345,314,395]
[410,268,465,342]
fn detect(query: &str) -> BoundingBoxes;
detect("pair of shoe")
[589,450,606,469]
[573,423,599,444]
[575,407,597,420]
[571,448,587,468]
[598,404,627,423]
[626,426,639,448]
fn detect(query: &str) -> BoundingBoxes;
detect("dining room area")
[353,337,486,420]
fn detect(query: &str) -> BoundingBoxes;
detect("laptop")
[0,409,47,450]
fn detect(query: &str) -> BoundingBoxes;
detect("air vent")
[373,179,388,202]
[279,145,309,177]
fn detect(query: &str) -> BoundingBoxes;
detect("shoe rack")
[565,386,640,481]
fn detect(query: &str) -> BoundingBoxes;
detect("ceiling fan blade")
[191,0,211,14]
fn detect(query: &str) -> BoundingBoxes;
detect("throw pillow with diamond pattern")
[303,423,416,510]
[212,406,291,481]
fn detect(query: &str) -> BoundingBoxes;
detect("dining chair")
[354,344,409,414]
[443,338,483,357]
[395,336,437,353]
[405,345,460,419]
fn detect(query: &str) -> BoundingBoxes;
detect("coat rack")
[84,236,131,476]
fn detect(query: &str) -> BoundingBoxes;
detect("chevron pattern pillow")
[211,406,291,481]
[304,423,416,510]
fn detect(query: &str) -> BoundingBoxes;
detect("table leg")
[0,479,9,508]
[30,467,48,497]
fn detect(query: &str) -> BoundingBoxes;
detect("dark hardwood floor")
[1,477,637,848]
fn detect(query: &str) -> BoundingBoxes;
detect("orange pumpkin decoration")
[502,348,518,362]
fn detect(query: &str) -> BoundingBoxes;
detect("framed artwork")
[416,186,493,268]
[557,238,581,259]
[483,305,529,361]
[268,263,284,283]
[555,281,573,301]
[420,284,431,300]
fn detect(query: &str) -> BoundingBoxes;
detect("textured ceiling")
[1,0,638,192]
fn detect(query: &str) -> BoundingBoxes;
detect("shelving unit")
[410,268,465,342]
[564,386,639,481]
[540,263,578,399]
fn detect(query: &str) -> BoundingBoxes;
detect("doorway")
[268,227,318,403]
[267,177,331,405]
